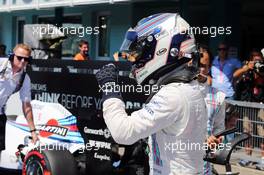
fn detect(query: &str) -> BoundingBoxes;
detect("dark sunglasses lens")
[218,48,227,51]
[17,55,29,62]
[24,57,30,62]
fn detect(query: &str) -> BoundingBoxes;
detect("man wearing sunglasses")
[0,44,38,160]
[211,42,242,99]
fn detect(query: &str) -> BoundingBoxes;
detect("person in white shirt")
[96,13,208,175]
[0,44,38,157]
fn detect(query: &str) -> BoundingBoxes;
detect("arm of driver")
[102,84,185,145]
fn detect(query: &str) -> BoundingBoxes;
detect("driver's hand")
[113,52,120,61]
[95,64,122,103]
[207,135,223,149]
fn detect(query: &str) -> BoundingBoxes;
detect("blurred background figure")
[74,40,90,61]
[256,109,264,170]
[198,44,213,85]
[0,44,6,57]
[237,108,264,171]
[199,44,226,175]
[234,50,264,102]
[233,50,264,170]
[211,42,242,99]
[24,24,66,59]
[224,104,239,150]
[225,104,239,132]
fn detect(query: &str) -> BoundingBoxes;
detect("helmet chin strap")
[158,63,198,85]
[143,56,194,84]
[143,63,199,102]
[139,48,201,85]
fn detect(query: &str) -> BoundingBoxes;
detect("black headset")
[8,52,32,64]
[8,53,14,62]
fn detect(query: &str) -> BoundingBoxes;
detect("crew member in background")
[211,42,242,99]
[0,44,7,58]
[197,45,226,175]
[234,50,264,102]
[74,40,90,61]
[0,44,38,161]
[234,50,264,170]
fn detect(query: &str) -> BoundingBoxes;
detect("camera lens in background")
[254,61,264,74]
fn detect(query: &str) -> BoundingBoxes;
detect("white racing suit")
[103,81,207,175]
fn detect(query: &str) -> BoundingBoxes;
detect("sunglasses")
[15,55,30,62]
[218,48,227,51]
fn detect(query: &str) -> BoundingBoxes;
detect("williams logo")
[38,119,68,137]
[156,48,167,56]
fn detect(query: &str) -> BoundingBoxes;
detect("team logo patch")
[38,119,68,137]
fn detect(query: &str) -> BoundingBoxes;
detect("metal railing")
[225,99,264,157]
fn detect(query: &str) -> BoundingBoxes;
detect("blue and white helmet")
[119,13,198,84]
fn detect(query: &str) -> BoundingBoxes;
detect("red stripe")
[219,63,224,83]
[137,14,169,33]
[67,125,79,131]
[180,39,194,50]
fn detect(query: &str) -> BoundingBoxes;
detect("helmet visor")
[119,29,143,62]
[119,29,138,52]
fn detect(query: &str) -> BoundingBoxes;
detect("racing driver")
[96,13,207,174]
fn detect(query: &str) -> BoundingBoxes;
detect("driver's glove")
[95,63,122,103]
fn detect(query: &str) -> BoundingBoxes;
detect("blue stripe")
[58,120,76,125]
[66,131,82,137]
[57,115,76,122]
[8,121,29,131]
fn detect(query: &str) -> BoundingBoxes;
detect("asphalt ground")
[214,149,264,175]
[1,165,263,175]
[214,164,264,175]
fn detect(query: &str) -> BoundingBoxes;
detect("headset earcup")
[28,56,32,64]
[9,53,14,62]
